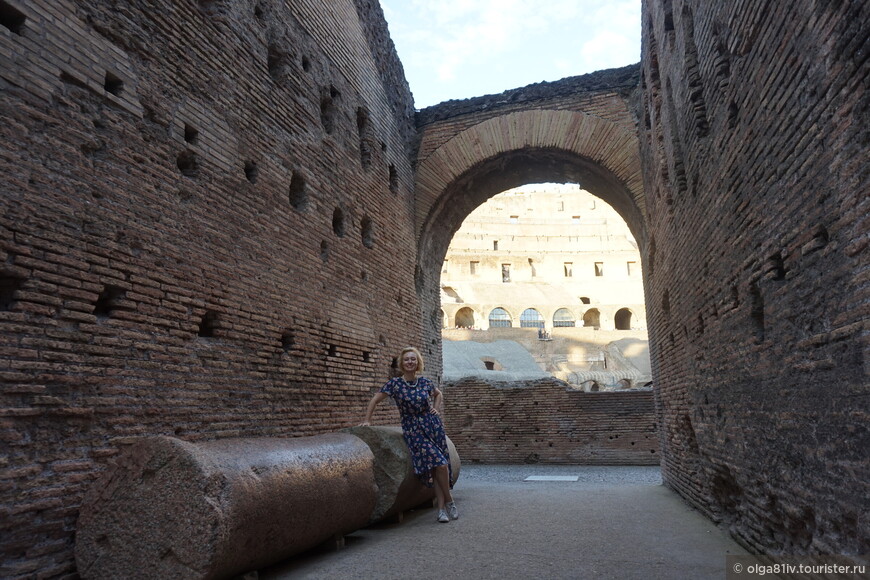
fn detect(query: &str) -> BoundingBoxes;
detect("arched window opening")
[488,307,512,328]
[455,307,475,328]
[520,308,544,328]
[615,308,633,330]
[580,296,591,304]
[481,357,504,371]
[553,308,575,328]
[583,308,600,330]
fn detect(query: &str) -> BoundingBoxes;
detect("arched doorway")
[583,308,601,329]
[615,308,633,330]
[455,307,475,328]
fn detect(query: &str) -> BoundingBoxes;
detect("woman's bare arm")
[360,391,388,425]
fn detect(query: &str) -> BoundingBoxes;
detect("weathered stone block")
[75,434,376,580]
[343,425,460,524]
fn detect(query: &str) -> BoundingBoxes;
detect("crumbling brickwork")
[639,0,868,556]
[445,378,658,465]
[0,0,418,576]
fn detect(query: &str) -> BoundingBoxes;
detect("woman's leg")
[433,472,446,510]
[434,464,453,506]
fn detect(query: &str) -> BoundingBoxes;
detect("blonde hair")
[398,346,425,373]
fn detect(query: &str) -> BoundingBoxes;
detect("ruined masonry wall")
[445,378,659,465]
[639,0,868,556]
[0,0,418,577]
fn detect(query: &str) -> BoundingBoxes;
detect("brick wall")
[639,0,868,556]
[0,0,418,577]
[444,378,659,465]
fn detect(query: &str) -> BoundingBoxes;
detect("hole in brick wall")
[362,351,371,363]
[731,285,739,309]
[244,160,258,184]
[184,124,199,144]
[104,71,124,96]
[388,164,398,194]
[727,101,739,129]
[332,207,345,237]
[177,150,200,178]
[0,273,24,310]
[360,270,368,281]
[327,344,337,357]
[93,285,125,319]
[764,251,786,281]
[663,0,674,32]
[288,171,308,210]
[320,240,329,262]
[803,225,829,255]
[0,1,26,34]
[280,330,294,353]
[357,107,371,169]
[320,88,339,134]
[661,290,670,315]
[301,55,311,72]
[361,216,374,248]
[254,2,264,19]
[696,313,705,335]
[198,310,219,338]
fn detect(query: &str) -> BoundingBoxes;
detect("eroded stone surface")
[75,434,376,580]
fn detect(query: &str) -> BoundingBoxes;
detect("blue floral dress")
[380,376,452,487]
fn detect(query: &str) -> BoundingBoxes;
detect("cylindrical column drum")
[75,434,376,580]
[343,425,461,523]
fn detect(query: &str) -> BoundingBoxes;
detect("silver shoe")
[437,509,449,523]
[446,501,459,520]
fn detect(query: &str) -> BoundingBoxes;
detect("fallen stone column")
[75,434,376,580]
[343,425,461,524]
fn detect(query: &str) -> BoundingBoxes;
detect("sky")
[380,0,642,109]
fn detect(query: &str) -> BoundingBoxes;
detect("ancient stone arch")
[414,87,646,375]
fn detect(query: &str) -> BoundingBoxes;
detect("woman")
[361,346,458,523]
